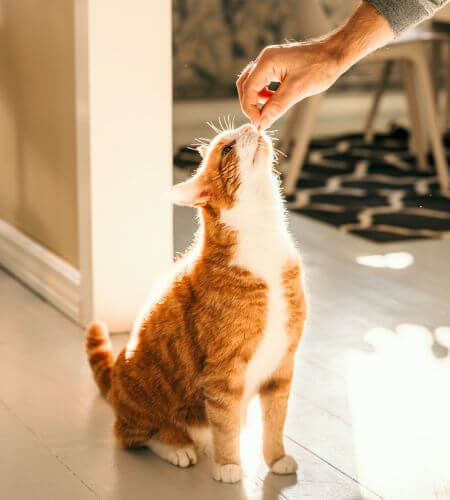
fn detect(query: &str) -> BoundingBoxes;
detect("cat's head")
[170,123,277,211]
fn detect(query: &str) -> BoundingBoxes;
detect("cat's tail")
[85,321,115,400]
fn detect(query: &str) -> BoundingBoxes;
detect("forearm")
[367,0,450,36]
[323,2,394,75]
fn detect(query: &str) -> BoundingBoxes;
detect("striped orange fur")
[86,321,114,399]
[85,123,306,483]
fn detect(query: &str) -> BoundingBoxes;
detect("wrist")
[322,31,352,77]
[321,1,394,75]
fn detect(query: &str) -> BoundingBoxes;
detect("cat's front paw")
[271,455,298,475]
[167,447,197,468]
[212,463,242,483]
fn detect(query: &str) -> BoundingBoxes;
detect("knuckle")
[261,45,281,58]
[261,46,274,59]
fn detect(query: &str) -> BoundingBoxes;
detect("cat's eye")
[222,144,233,156]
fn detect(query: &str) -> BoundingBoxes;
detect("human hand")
[236,2,394,130]
[236,40,343,129]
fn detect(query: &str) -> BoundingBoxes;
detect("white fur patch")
[147,437,197,468]
[213,463,242,483]
[271,455,298,474]
[221,126,299,413]
[187,426,213,456]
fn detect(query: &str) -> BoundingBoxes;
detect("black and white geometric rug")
[174,127,450,243]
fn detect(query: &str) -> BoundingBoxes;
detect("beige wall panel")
[0,0,78,267]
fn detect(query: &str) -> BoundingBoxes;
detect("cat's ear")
[169,176,211,207]
[197,145,208,159]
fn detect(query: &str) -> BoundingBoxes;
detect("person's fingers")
[241,61,274,127]
[260,78,299,129]
[236,62,254,109]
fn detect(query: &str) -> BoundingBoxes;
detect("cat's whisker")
[257,144,276,152]
[271,164,283,177]
[256,149,279,163]
[272,146,287,158]
[192,139,209,147]
[206,121,220,134]
[219,115,229,133]
[256,144,282,164]
[218,116,224,132]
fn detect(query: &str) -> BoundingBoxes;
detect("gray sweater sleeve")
[366,0,450,35]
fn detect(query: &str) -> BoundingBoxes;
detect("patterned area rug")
[174,127,450,243]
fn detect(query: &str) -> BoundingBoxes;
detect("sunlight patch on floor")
[356,252,414,269]
[344,323,450,500]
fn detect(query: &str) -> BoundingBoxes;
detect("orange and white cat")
[86,123,306,483]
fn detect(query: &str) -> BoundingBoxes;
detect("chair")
[280,25,450,196]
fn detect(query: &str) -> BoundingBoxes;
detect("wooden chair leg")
[401,60,428,170]
[278,106,304,174]
[411,45,449,194]
[282,94,323,196]
[364,61,393,143]
[431,39,442,109]
[447,43,450,130]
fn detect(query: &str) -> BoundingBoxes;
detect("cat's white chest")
[223,215,297,404]
[221,180,299,408]
[243,263,290,403]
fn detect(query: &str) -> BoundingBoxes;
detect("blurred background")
[173,0,400,99]
[0,2,449,500]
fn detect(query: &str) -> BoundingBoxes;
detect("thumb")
[260,79,298,129]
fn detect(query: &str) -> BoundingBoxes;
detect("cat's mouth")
[237,125,271,166]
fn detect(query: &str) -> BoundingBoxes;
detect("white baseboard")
[0,219,80,321]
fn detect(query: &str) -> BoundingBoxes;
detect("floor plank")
[0,402,97,500]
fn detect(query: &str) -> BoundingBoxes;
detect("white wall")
[75,0,173,331]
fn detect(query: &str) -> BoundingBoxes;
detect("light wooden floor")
[1,207,450,500]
